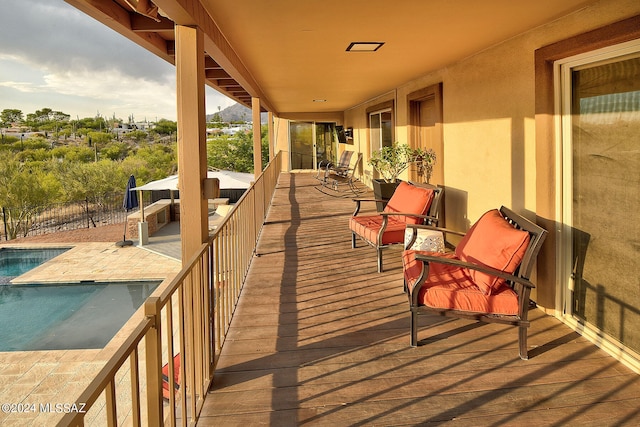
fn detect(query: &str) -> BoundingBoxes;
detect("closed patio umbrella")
[116,175,139,247]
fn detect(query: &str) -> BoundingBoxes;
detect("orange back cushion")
[455,209,531,294]
[383,182,434,225]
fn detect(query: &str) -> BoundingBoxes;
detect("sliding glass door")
[557,40,640,359]
[289,121,338,170]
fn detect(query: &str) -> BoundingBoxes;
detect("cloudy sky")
[0,0,235,122]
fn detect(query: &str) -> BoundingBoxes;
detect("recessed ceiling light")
[346,42,385,52]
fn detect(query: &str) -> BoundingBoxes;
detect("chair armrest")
[318,160,333,169]
[378,212,439,225]
[412,252,536,290]
[379,212,436,219]
[405,223,465,237]
[352,198,385,203]
[352,198,387,216]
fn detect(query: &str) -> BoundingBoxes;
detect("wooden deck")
[197,173,640,426]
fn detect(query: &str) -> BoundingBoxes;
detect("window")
[369,107,393,154]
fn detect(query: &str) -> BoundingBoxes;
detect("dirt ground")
[0,223,127,244]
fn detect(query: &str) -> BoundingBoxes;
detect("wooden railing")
[58,151,282,426]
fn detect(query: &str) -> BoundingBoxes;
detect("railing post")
[207,242,216,379]
[144,297,163,425]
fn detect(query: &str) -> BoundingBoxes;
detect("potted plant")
[413,147,437,184]
[368,143,417,210]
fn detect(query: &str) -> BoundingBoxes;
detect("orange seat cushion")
[383,182,434,224]
[349,215,406,245]
[350,182,435,246]
[455,209,530,295]
[162,355,181,399]
[403,250,519,315]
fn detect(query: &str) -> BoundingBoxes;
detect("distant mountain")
[207,103,268,123]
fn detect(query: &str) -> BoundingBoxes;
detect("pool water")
[0,281,160,351]
[0,247,70,283]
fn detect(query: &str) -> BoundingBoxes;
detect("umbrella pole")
[122,212,128,241]
[116,174,138,247]
[116,209,134,247]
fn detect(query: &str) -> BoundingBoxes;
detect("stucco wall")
[269,0,639,310]
[340,0,639,307]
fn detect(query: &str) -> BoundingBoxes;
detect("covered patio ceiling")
[66,0,596,115]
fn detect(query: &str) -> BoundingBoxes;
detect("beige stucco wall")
[341,0,639,307]
[344,0,637,223]
[270,0,638,309]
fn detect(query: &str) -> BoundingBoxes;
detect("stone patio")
[0,239,181,426]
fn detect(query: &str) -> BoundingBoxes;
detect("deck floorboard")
[199,173,640,426]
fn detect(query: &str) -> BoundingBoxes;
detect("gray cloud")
[0,0,234,120]
[0,0,173,83]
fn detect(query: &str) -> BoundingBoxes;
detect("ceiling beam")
[130,13,174,31]
[204,57,221,70]
[205,69,230,80]
[65,0,174,62]
[153,0,276,113]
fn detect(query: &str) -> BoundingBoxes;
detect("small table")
[404,228,445,253]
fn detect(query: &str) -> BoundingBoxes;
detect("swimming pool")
[0,247,70,283]
[0,281,161,351]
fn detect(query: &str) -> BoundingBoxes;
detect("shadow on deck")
[198,173,640,426]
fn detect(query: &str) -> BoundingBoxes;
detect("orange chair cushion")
[455,209,530,295]
[383,182,434,224]
[403,250,519,315]
[349,215,407,245]
[162,354,181,399]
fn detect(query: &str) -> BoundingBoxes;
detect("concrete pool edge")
[7,242,180,285]
[0,243,181,426]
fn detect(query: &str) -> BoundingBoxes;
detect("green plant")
[368,143,437,183]
[413,147,437,183]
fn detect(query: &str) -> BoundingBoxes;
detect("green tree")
[24,108,70,131]
[130,143,176,180]
[153,119,177,135]
[51,146,95,163]
[56,160,127,206]
[0,135,18,147]
[207,126,269,173]
[87,131,113,146]
[74,116,108,132]
[126,130,148,143]
[100,142,130,161]
[0,109,23,127]
[0,153,62,238]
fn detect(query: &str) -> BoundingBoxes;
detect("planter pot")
[372,179,401,212]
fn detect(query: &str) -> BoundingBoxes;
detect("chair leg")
[410,308,418,347]
[351,232,356,248]
[518,326,528,360]
[377,248,383,273]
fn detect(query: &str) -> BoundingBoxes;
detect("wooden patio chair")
[403,206,547,360]
[350,181,443,272]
